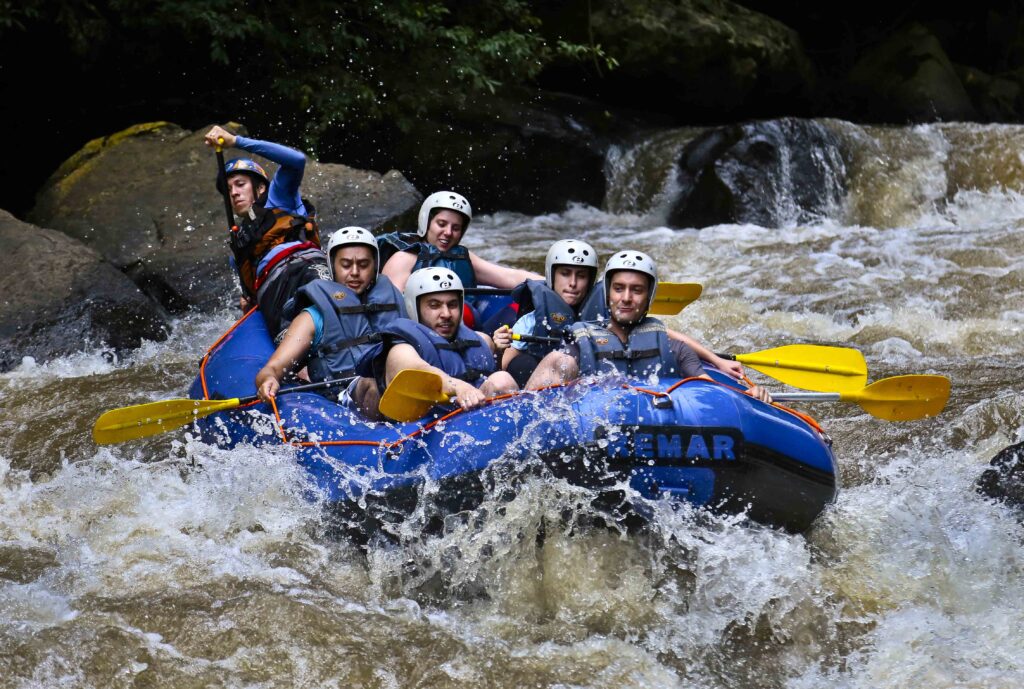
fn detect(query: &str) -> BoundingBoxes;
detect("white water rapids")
[1,121,1022,687]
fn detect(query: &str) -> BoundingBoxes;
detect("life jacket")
[230,198,321,297]
[577,281,610,322]
[510,280,579,357]
[295,277,406,382]
[367,318,495,392]
[376,231,476,287]
[570,318,679,378]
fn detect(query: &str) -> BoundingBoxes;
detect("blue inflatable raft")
[188,310,838,533]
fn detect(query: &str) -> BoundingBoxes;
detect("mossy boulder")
[29,122,420,313]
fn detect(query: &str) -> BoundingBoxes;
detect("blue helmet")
[216,158,269,194]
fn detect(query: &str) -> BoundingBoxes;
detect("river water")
[1,120,1022,687]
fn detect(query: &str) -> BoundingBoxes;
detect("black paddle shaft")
[238,376,356,405]
[215,147,236,230]
[515,333,562,345]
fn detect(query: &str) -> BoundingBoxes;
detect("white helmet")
[603,250,658,308]
[325,226,379,281]
[404,267,464,324]
[545,239,598,288]
[417,191,472,237]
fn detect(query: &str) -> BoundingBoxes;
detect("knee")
[483,371,518,396]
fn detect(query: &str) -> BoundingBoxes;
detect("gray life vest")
[510,280,579,357]
[296,277,405,381]
[364,318,496,391]
[570,317,680,378]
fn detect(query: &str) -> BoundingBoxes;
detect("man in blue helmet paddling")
[204,125,330,338]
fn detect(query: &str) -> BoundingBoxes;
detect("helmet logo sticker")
[572,256,584,263]
[623,260,636,267]
[439,280,452,289]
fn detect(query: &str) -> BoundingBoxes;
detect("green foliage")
[5,0,612,142]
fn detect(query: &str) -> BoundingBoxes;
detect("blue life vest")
[577,281,610,321]
[377,232,476,287]
[511,280,580,357]
[365,318,496,391]
[570,318,679,378]
[295,277,405,381]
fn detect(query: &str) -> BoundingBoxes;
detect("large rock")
[977,441,1024,510]
[29,122,421,313]
[846,23,977,123]
[667,118,847,228]
[0,210,168,371]
[541,0,814,120]
[344,90,644,215]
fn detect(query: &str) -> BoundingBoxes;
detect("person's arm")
[381,251,417,292]
[234,135,306,213]
[671,338,772,402]
[666,328,743,379]
[255,311,316,402]
[468,251,542,289]
[384,343,486,410]
[501,313,533,368]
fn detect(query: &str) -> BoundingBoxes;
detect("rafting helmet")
[603,250,658,309]
[417,191,472,238]
[404,267,464,324]
[216,158,269,194]
[325,226,379,281]
[545,239,598,289]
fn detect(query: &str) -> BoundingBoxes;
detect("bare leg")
[524,351,578,390]
[481,370,519,397]
[351,376,384,420]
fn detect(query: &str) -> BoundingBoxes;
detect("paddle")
[92,377,354,445]
[512,337,866,393]
[214,137,237,231]
[378,369,451,422]
[512,333,561,345]
[772,374,950,421]
[464,282,703,316]
[718,344,867,392]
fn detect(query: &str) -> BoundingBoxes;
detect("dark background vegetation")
[3,0,1023,216]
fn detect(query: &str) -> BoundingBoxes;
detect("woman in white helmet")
[255,227,406,418]
[502,239,600,387]
[356,267,518,417]
[378,191,542,297]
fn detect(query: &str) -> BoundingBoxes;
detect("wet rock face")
[368,90,625,215]
[667,118,847,228]
[28,122,421,313]
[846,23,977,123]
[0,210,168,371]
[977,441,1024,509]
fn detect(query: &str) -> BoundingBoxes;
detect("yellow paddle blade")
[93,397,242,445]
[378,369,450,422]
[650,282,702,315]
[842,375,951,421]
[737,344,867,392]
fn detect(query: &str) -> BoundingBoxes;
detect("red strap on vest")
[254,241,318,290]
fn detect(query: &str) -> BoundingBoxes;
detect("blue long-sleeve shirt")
[233,136,310,275]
